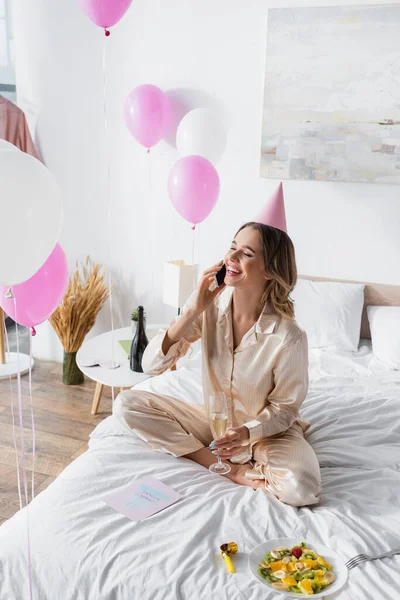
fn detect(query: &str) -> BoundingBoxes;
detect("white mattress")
[0,341,399,600]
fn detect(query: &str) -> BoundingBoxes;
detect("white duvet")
[0,342,399,600]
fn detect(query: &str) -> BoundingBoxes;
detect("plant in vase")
[49,257,109,385]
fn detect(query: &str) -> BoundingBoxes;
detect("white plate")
[248,538,348,598]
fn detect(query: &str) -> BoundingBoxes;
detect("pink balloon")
[168,156,220,225]
[124,84,171,149]
[0,244,68,328]
[77,0,133,28]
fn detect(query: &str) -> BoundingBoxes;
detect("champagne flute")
[209,392,231,475]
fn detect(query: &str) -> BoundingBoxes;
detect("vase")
[63,351,84,385]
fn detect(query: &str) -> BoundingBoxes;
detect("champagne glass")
[209,392,231,475]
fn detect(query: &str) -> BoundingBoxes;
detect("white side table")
[76,325,164,415]
[0,308,35,380]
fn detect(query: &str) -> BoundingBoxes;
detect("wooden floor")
[0,360,112,523]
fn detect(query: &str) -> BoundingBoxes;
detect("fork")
[346,548,400,570]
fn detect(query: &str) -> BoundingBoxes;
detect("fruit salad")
[257,542,335,595]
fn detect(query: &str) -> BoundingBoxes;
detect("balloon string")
[192,224,198,302]
[13,299,33,600]
[148,151,152,190]
[28,328,35,501]
[148,151,156,315]
[103,25,115,404]
[3,318,22,511]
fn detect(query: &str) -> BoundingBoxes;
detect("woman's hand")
[162,260,225,355]
[210,425,250,459]
[189,261,226,316]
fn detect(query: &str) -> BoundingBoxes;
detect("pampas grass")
[50,257,109,352]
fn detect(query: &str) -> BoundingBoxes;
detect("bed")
[0,277,399,600]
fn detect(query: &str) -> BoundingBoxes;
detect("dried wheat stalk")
[49,257,110,353]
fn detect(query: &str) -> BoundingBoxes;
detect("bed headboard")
[298,274,400,339]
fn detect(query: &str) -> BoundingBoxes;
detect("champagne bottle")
[129,306,148,372]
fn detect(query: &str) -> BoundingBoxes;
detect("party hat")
[256,182,287,233]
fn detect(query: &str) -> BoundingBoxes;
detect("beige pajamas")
[114,287,321,507]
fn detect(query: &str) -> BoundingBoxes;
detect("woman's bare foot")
[224,464,265,490]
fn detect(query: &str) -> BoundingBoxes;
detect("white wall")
[12,0,400,360]
[0,0,15,102]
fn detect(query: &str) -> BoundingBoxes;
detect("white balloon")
[176,108,227,164]
[0,151,63,286]
[0,139,19,152]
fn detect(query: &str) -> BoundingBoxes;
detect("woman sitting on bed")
[114,222,321,507]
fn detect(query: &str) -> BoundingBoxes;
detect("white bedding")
[0,342,399,600]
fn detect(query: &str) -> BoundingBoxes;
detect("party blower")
[220,542,238,574]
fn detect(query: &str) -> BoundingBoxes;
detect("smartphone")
[215,264,226,287]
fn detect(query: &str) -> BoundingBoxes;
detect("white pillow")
[367,306,400,370]
[292,279,365,351]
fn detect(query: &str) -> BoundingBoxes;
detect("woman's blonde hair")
[236,222,297,320]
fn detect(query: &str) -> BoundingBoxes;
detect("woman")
[114,222,321,507]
